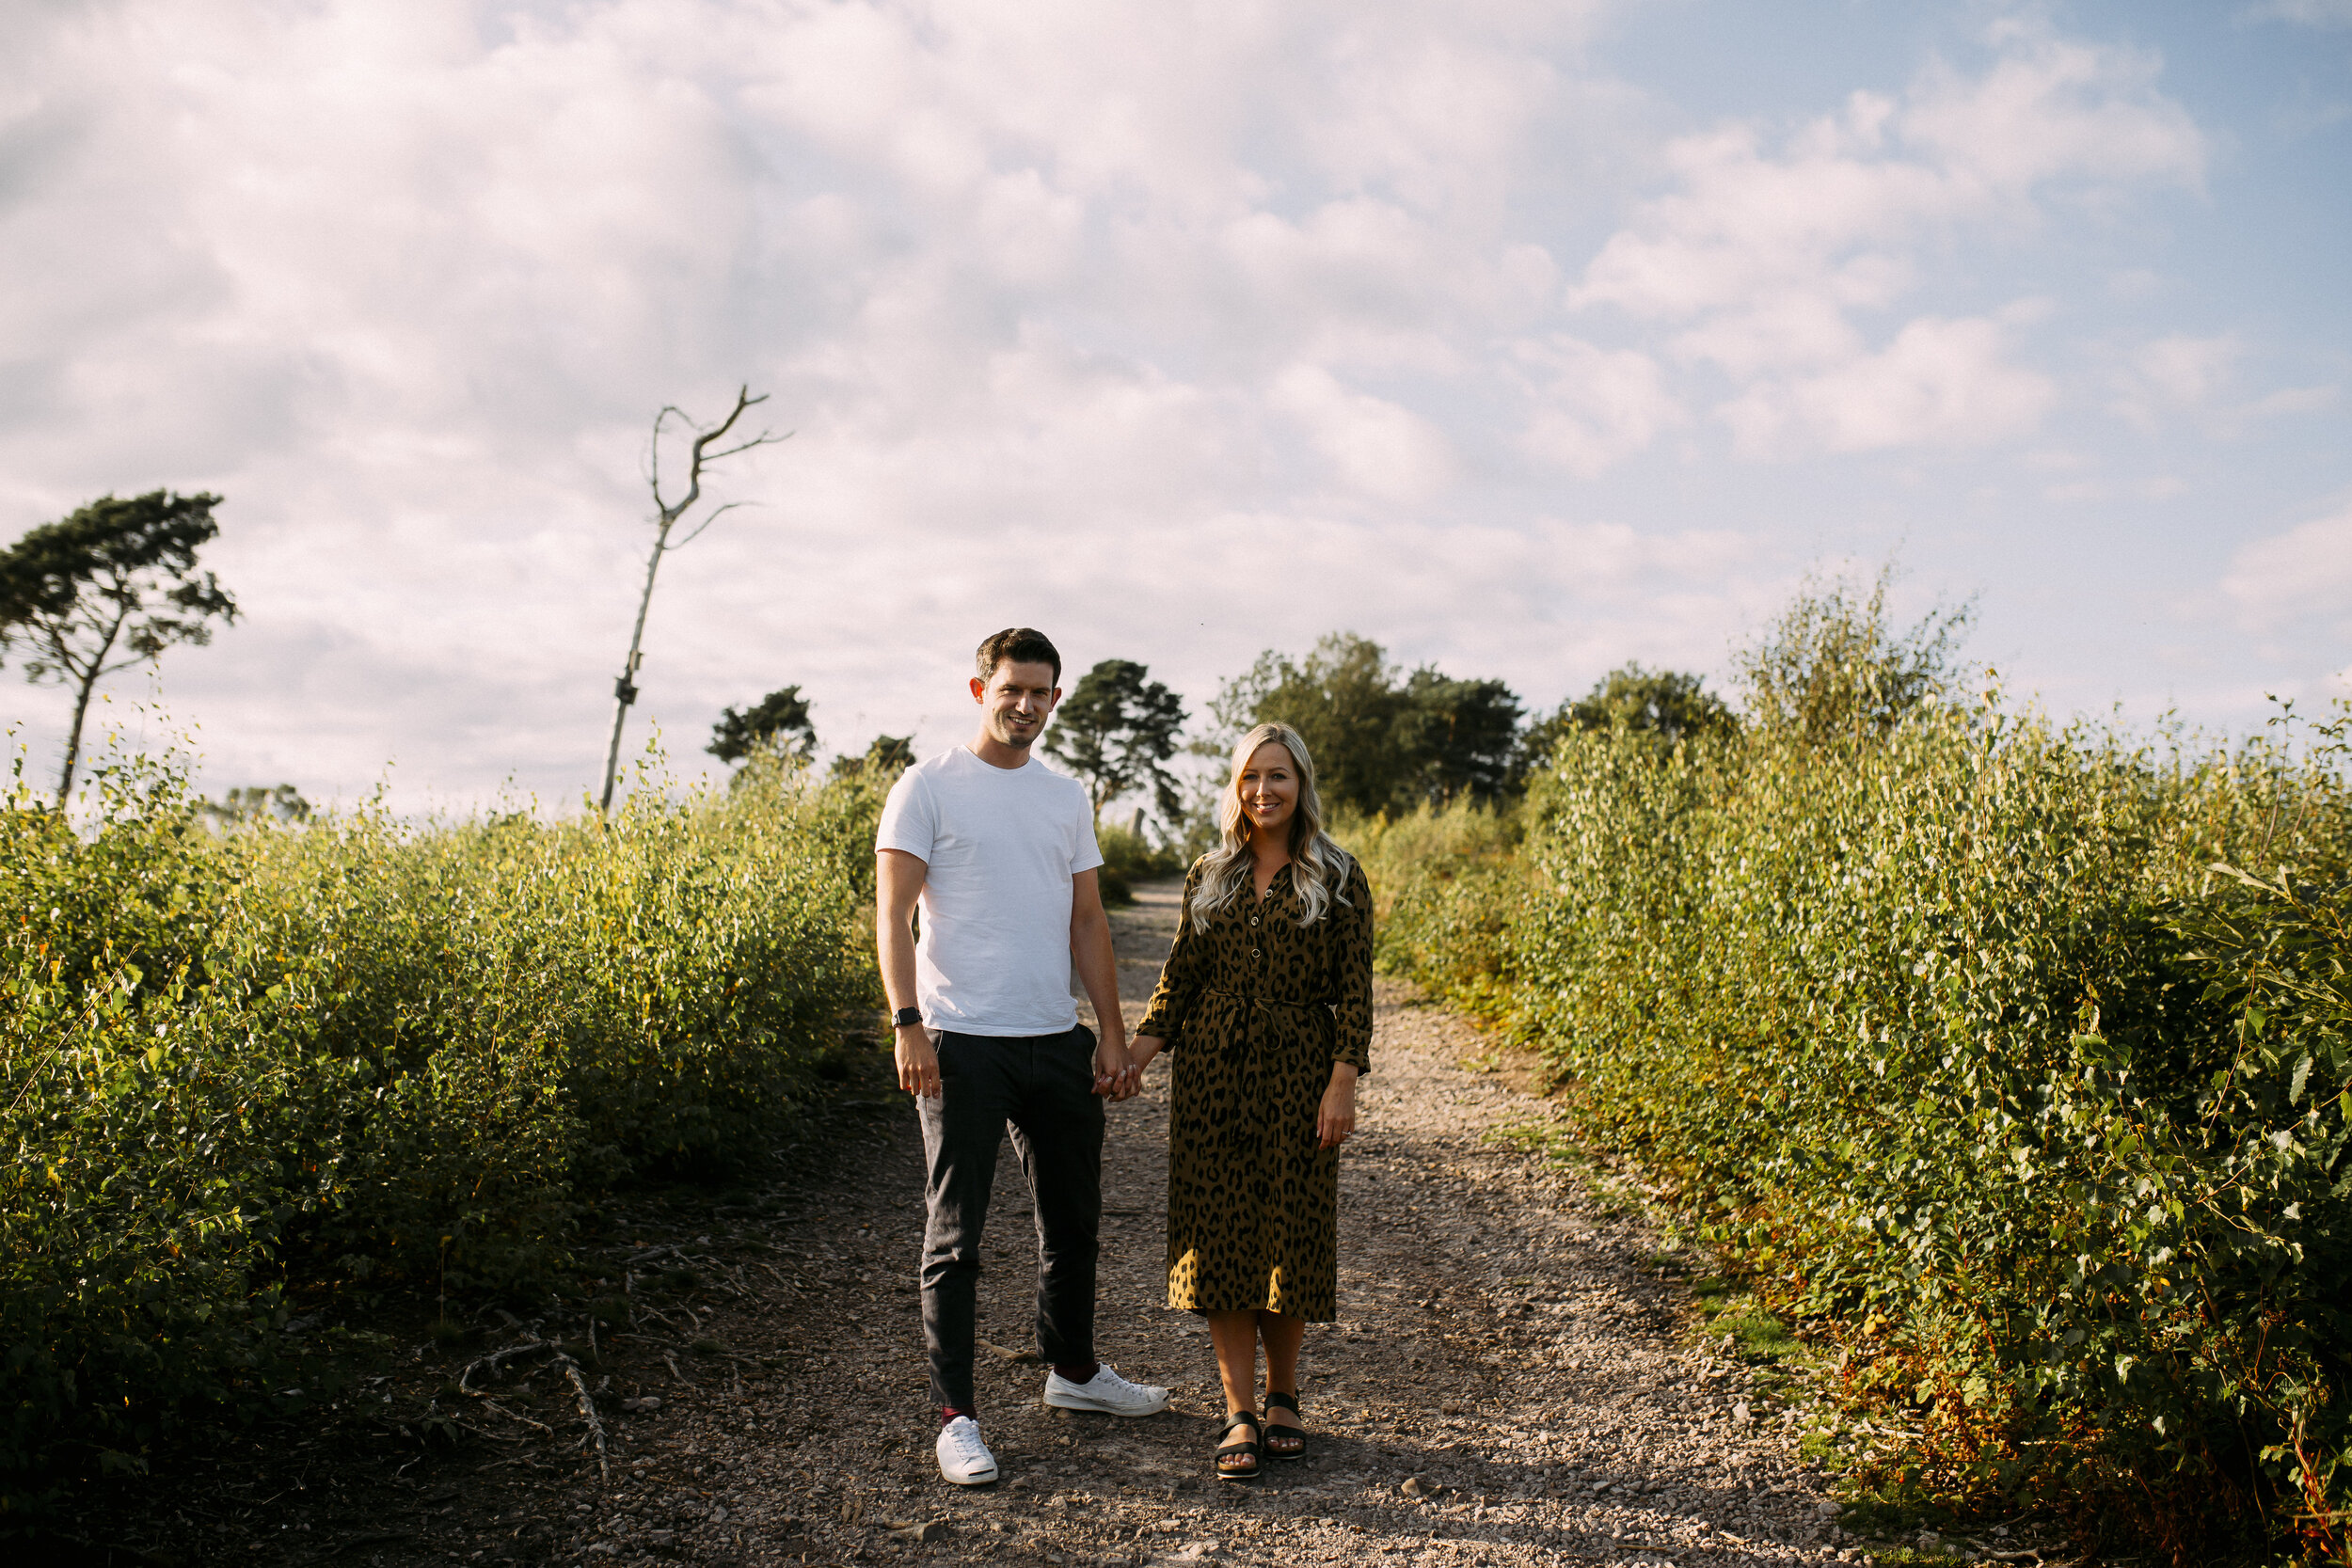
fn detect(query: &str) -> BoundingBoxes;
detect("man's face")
[970,659,1060,750]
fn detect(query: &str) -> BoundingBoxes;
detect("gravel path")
[72,878,1866,1568]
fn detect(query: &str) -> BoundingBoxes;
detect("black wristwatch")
[893,1006,923,1029]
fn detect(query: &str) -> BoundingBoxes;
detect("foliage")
[1209,632,1522,816]
[1359,579,2352,1562]
[0,492,237,803]
[708,685,816,763]
[1736,563,1969,745]
[197,783,310,832]
[829,735,914,780]
[1331,800,1525,1011]
[1520,662,1736,769]
[1044,658,1187,821]
[0,743,878,1507]
[1092,816,1187,908]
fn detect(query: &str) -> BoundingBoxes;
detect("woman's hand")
[1317,1063,1359,1148]
[1128,1035,1166,1084]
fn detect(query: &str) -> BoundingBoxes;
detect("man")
[876,627,1170,1486]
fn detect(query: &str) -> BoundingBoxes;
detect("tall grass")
[1372,695,2352,1562]
[0,749,882,1505]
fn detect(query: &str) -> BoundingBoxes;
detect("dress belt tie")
[1200,989,1331,1065]
[1202,988,1320,1010]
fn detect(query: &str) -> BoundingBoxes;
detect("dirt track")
[72,878,1872,1568]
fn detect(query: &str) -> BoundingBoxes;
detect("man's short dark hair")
[976,627,1061,685]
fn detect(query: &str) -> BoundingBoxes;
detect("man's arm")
[877,848,940,1098]
[1070,868,1134,1100]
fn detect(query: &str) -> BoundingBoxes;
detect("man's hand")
[1092,1032,1135,1100]
[896,1023,943,1098]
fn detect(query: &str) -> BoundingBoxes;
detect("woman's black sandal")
[1263,1391,1308,1461]
[1216,1410,1263,1481]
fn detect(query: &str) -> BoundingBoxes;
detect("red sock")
[941,1405,977,1427]
[1054,1361,1098,1385]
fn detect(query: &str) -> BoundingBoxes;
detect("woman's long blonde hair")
[1189,721,1354,928]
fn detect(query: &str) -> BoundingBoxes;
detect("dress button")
[1251,948,1262,958]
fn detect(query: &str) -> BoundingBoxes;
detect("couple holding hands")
[877,627,1374,1486]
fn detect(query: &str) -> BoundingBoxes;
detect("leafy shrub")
[0,748,877,1505]
[1332,802,1526,1011]
[1488,703,2350,1561]
[1093,817,1184,905]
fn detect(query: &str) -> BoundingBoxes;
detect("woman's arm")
[1328,860,1374,1079]
[1130,863,1205,1078]
[1317,1062,1359,1148]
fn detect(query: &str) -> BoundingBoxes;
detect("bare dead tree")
[598,386,787,814]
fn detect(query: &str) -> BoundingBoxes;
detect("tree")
[708,685,817,764]
[1208,632,1524,816]
[1736,564,1971,746]
[600,387,787,814]
[1399,669,1522,805]
[830,735,915,780]
[0,491,237,805]
[1520,662,1736,769]
[1044,658,1188,820]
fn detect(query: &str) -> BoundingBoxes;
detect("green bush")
[0,749,878,1505]
[1480,702,2350,1561]
[1094,817,1184,906]
[1332,801,1526,1010]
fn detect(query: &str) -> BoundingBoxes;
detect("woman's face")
[1237,740,1300,844]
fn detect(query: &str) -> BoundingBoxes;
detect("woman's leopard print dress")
[1136,855,1373,1320]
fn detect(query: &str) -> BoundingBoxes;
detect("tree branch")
[665,499,756,553]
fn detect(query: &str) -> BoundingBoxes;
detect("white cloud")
[1517,336,1683,477]
[1267,364,1455,501]
[1722,311,2057,454]
[2223,501,2352,623]
[2113,332,2242,426]
[1570,23,2202,456]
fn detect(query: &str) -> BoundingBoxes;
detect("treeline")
[1359,578,2352,1565]
[0,754,888,1510]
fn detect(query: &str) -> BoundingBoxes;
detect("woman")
[1128,721,1373,1481]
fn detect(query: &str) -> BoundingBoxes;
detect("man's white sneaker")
[1041,1362,1170,1417]
[935,1416,999,1485]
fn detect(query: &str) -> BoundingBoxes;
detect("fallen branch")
[458,1338,558,1395]
[480,1400,553,1434]
[551,1346,610,1483]
[661,1351,694,1387]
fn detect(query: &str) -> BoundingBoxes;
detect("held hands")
[1092,1032,1139,1101]
[1317,1063,1359,1148]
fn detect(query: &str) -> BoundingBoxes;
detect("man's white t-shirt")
[875,746,1104,1037]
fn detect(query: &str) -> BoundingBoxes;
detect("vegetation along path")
[84,880,1868,1568]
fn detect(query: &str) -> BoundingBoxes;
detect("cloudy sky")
[4,0,2348,810]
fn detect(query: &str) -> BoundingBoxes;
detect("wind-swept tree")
[708,685,818,764]
[599,387,787,814]
[1520,662,1736,770]
[1045,657,1188,821]
[0,491,237,805]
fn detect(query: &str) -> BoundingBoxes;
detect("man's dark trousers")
[917,1024,1104,1411]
